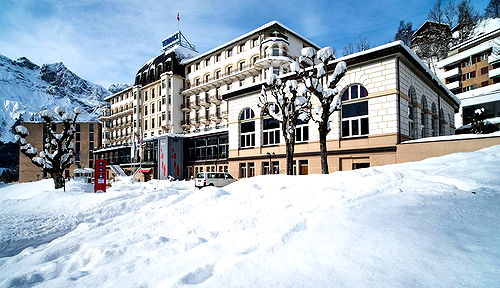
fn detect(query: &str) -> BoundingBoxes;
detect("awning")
[139,168,152,173]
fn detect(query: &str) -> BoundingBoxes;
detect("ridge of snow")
[0,146,499,287]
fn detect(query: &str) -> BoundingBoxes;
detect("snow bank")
[403,130,500,143]
[1,146,500,287]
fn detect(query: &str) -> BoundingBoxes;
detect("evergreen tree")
[484,0,500,18]
[394,21,415,46]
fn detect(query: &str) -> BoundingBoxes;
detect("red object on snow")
[140,168,152,173]
[94,160,107,193]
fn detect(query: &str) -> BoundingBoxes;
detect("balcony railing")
[186,63,257,89]
[442,67,460,79]
[489,67,500,79]
[181,103,191,112]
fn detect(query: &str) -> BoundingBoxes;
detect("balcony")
[488,55,500,65]
[181,120,191,129]
[181,103,191,112]
[210,93,222,104]
[210,113,222,123]
[190,117,200,127]
[201,114,211,124]
[190,99,200,109]
[220,111,228,119]
[442,67,460,79]
[446,80,461,90]
[489,67,500,79]
[161,120,171,129]
[199,94,210,107]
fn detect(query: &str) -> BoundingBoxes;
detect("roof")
[181,21,320,65]
[104,85,133,101]
[412,20,451,38]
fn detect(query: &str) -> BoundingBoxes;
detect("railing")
[186,63,257,89]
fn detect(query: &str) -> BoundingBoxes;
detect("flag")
[177,12,180,22]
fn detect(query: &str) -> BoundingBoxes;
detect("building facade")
[19,121,101,182]
[95,21,460,180]
[436,18,500,128]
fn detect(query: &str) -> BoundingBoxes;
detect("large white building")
[96,21,460,179]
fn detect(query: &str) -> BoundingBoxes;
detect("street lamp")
[266,152,275,174]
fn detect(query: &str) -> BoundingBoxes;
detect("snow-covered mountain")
[0,54,110,143]
[108,83,131,94]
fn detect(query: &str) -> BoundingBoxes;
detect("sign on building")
[158,136,184,180]
[94,160,107,192]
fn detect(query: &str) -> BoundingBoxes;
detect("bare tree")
[15,107,81,189]
[394,21,415,46]
[445,1,456,27]
[259,75,310,175]
[456,0,479,42]
[355,37,371,52]
[484,0,500,18]
[295,47,347,174]
[429,0,445,23]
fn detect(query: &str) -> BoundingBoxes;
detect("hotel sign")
[162,32,180,50]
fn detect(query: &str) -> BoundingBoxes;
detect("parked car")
[195,172,236,188]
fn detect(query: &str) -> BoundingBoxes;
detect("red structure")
[94,159,107,193]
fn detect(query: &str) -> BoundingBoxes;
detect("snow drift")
[0,146,499,287]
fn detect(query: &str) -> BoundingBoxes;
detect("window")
[271,161,279,174]
[239,61,246,71]
[239,163,247,178]
[204,74,210,83]
[272,46,279,56]
[263,118,280,146]
[227,48,233,57]
[195,63,200,70]
[295,120,309,142]
[463,58,472,67]
[144,105,148,115]
[89,124,94,132]
[152,88,155,98]
[205,59,210,66]
[439,109,445,136]
[215,70,221,79]
[152,118,155,129]
[421,96,428,137]
[480,52,488,61]
[145,91,148,101]
[195,78,200,86]
[239,43,245,53]
[227,66,233,74]
[227,82,232,90]
[431,103,437,136]
[151,103,155,114]
[408,87,417,139]
[463,85,476,92]
[144,120,148,130]
[262,162,270,175]
[240,108,255,148]
[298,160,308,175]
[341,84,369,101]
[252,38,259,47]
[89,133,94,141]
[481,67,489,75]
[463,71,476,81]
[341,85,369,138]
[215,54,221,62]
[273,67,280,75]
[252,56,259,64]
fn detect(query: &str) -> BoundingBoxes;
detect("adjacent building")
[18,121,101,182]
[435,18,500,128]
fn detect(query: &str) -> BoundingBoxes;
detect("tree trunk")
[52,172,65,189]
[319,123,329,174]
[285,139,295,175]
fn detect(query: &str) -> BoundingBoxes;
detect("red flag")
[177,13,180,22]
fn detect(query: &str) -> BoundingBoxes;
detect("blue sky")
[0,0,491,88]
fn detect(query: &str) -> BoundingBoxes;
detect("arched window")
[239,61,246,71]
[431,102,438,136]
[204,74,210,83]
[239,108,255,148]
[439,108,445,136]
[272,46,280,56]
[227,66,233,75]
[421,96,428,137]
[408,86,417,139]
[215,70,221,79]
[341,84,369,137]
[251,55,259,64]
[195,78,200,86]
[262,104,280,146]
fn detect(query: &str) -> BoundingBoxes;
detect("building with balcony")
[96,21,462,180]
[435,18,500,128]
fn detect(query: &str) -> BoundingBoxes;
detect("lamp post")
[266,152,275,174]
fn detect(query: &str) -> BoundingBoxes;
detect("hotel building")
[96,21,461,180]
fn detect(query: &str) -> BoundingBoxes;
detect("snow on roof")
[332,41,460,105]
[181,21,320,65]
[402,131,500,144]
[104,85,134,101]
[412,20,450,37]
[438,37,500,68]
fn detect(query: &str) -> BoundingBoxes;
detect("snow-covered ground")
[1,147,499,287]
